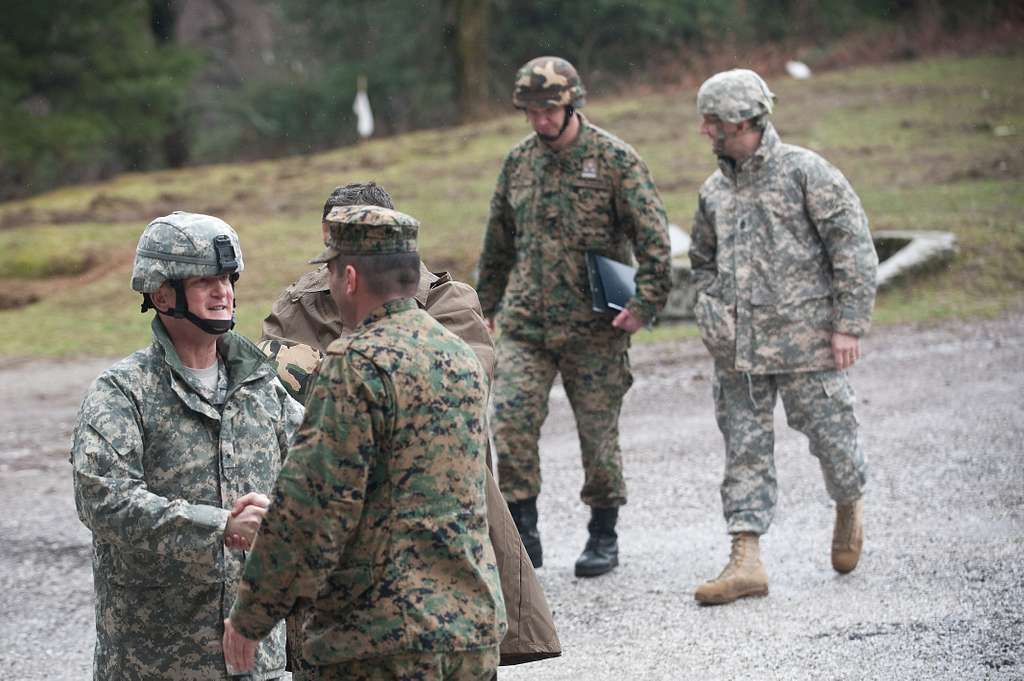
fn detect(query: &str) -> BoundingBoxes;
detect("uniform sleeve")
[425,277,496,381]
[275,380,305,458]
[688,193,718,294]
[71,376,231,563]
[803,161,878,336]
[615,157,672,323]
[476,158,516,318]
[260,285,297,344]
[229,351,388,640]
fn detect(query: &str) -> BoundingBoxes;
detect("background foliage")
[1,0,1020,200]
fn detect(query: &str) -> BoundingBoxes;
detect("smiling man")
[71,212,302,679]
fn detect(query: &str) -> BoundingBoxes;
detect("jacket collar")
[356,297,418,330]
[717,121,781,182]
[151,316,274,407]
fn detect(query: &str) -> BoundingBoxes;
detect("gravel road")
[1,316,1021,680]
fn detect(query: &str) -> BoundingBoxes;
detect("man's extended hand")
[831,332,861,370]
[611,308,645,334]
[223,618,258,674]
[224,492,270,551]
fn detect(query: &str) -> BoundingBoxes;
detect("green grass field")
[1,52,1022,358]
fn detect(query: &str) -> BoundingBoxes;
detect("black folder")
[586,251,637,312]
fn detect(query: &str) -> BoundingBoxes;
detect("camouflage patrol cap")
[131,211,243,293]
[697,69,776,124]
[310,204,419,262]
[512,56,587,109]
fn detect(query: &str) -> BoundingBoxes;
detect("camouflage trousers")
[491,334,632,507]
[310,646,499,681]
[713,367,867,535]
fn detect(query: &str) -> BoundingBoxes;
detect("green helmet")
[697,69,775,124]
[131,211,243,293]
[512,56,586,109]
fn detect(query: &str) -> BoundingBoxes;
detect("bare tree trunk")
[445,0,490,122]
[149,0,189,167]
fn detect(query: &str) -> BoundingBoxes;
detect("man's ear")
[345,264,359,296]
[321,221,330,243]
[150,282,176,313]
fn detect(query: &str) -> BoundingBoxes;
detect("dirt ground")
[1,316,1021,680]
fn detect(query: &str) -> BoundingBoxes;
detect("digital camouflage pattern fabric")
[696,69,775,124]
[713,369,868,534]
[477,114,671,343]
[71,317,302,680]
[310,205,419,262]
[230,298,506,668]
[491,335,632,507]
[131,212,243,293]
[477,113,670,507]
[688,109,876,535]
[512,56,587,109]
[689,122,878,374]
[312,647,499,681]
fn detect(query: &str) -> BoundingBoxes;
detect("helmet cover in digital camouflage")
[131,212,244,293]
[697,69,776,124]
[512,56,587,109]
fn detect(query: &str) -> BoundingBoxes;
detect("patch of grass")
[1,51,1023,358]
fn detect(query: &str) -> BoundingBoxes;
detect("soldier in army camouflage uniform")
[688,69,878,605]
[477,56,672,577]
[224,205,507,681]
[71,212,302,679]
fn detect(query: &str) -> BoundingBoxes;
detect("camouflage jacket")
[71,317,302,680]
[230,298,507,665]
[477,114,672,346]
[689,123,878,373]
[262,261,495,379]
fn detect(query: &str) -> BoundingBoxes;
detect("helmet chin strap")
[538,106,575,143]
[169,280,236,335]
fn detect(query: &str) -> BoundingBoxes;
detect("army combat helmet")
[131,211,243,335]
[512,56,587,110]
[697,69,776,124]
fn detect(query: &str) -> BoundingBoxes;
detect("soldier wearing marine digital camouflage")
[257,182,559,676]
[477,56,671,577]
[224,205,506,681]
[688,69,878,605]
[71,212,302,679]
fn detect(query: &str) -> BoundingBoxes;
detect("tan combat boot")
[832,498,864,574]
[694,532,769,605]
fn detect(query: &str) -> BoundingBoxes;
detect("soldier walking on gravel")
[688,69,878,605]
[476,56,672,578]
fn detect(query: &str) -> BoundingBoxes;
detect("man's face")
[700,114,744,158]
[525,105,567,140]
[181,274,234,320]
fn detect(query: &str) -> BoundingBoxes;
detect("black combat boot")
[508,497,543,568]
[574,507,619,577]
